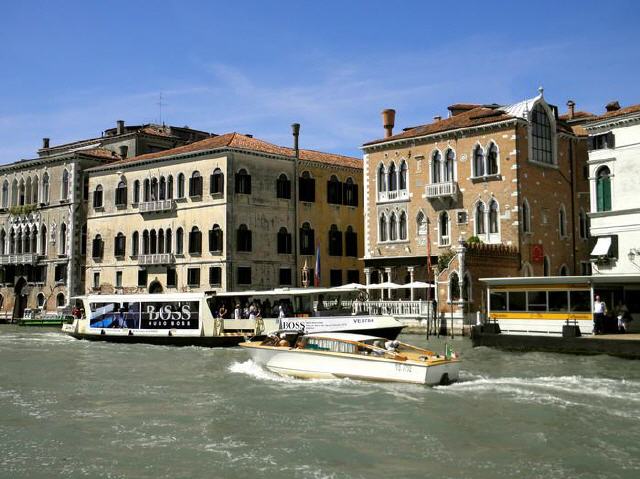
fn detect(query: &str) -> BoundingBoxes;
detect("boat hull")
[244,346,460,385]
[66,331,245,347]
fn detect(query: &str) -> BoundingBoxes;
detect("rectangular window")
[115,187,127,206]
[137,269,147,287]
[490,291,508,311]
[189,175,203,197]
[527,291,547,311]
[167,268,177,288]
[209,267,222,286]
[589,132,615,151]
[54,264,67,283]
[345,231,357,257]
[327,179,342,205]
[570,290,591,312]
[299,177,315,202]
[508,291,526,311]
[330,269,342,287]
[237,266,251,285]
[328,229,343,256]
[548,291,568,311]
[187,268,200,287]
[347,270,359,284]
[279,268,292,286]
[115,271,123,288]
[93,272,100,289]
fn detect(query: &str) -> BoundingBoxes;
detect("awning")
[366,282,402,290]
[591,237,612,256]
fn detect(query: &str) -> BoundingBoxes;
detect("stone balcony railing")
[0,253,40,265]
[138,253,175,265]
[139,199,176,214]
[425,181,458,199]
[377,189,409,203]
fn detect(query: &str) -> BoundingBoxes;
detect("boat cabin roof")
[305,332,383,343]
[74,293,207,303]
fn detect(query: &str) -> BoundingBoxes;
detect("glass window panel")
[490,291,507,311]
[508,291,526,311]
[570,291,591,312]
[548,291,569,311]
[527,291,547,311]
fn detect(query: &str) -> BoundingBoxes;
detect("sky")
[1,0,639,162]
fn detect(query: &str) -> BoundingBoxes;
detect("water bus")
[240,331,460,385]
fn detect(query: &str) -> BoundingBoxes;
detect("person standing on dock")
[593,295,607,335]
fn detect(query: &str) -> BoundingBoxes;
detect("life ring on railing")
[214,317,224,336]
[254,317,264,336]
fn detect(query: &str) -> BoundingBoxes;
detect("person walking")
[593,295,606,335]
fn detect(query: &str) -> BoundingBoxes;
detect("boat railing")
[312,299,355,310]
[352,300,432,317]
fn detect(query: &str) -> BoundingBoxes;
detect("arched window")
[32,176,38,204]
[23,226,31,253]
[377,164,386,193]
[579,209,588,239]
[399,211,407,240]
[543,256,551,276]
[559,265,569,276]
[558,205,567,238]
[300,222,315,255]
[143,178,150,202]
[188,226,202,254]
[444,149,455,182]
[328,224,342,256]
[210,168,224,195]
[56,292,65,308]
[449,272,460,301]
[42,173,49,204]
[93,185,103,208]
[158,228,164,253]
[189,171,203,197]
[37,293,45,308]
[489,200,499,234]
[521,199,531,233]
[114,232,126,258]
[59,223,67,256]
[92,234,103,259]
[25,177,32,205]
[177,173,185,198]
[475,202,486,235]
[276,173,291,199]
[327,175,342,204]
[1,180,8,208]
[345,225,358,257]
[389,213,397,241]
[299,171,315,202]
[133,180,140,204]
[596,166,611,212]
[343,177,358,207]
[431,151,442,183]
[235,168,251,194]
[18,179,25,205]
[159,177,166,200]
[165,228,172,253]
[209,224,223,253]
[167,175,174,199]
[416,211,427,235]
[115,179,127,206]
[439,211,450,245]
[0,229,5,255]
[399,161,408,190]
[142,230,150,255]
[41,225,47,255]
[277,227,291,254]
[379,214,387,242]
[237,224,252,252]
[150,229,157,254]
[132,231,139,256]
[531,103,554,164]
[387,162,397,191]
[176,228,184,254]
[487,142,499,175]
[151,177,159,201]
[9,228,15,254]
[11,179,18,206]
[473,145,484,177]
[61,169,69,200]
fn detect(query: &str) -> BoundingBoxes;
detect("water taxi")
[240,331,460,385]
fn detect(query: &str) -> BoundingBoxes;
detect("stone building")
[84,129,363,294]
[361,89,591,319]
[0,121,212,320]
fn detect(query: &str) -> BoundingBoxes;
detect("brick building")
[361,89,591,320]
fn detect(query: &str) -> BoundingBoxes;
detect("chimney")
[42,138,50,149]
[119,145,128,159]
[605,101,621,112]
[291,123,300,157]
[116,120,125,135]
[566,100,575,119]
[381,109,395,138]
[433,115,442,122]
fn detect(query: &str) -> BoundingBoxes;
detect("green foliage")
[466,235,483,245]
[437,249,456,272]
[9,204,36,216]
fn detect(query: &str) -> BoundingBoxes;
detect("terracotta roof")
[95,132,361,170]
[79,148,120,160]
[363,107,515,146]
[139,125,175,137]
[558,111,595,121]
[596,103,640,120]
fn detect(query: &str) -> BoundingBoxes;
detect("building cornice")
[584,112,640,133]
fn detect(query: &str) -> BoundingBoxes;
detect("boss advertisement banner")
[89,301,199,329]
[278,316,376,333]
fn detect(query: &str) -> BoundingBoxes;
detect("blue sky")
[1,0,639,162]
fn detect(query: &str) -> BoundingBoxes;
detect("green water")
[0,326,639,479]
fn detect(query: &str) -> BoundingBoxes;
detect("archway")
[12,277,28,321]
[148,281,163,294]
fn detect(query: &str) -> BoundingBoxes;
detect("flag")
[445,343,453,360]
[314,242,321,287]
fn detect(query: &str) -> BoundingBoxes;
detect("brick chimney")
[381,109,396,138]
[42,138,50,149]
[433,115,442,122]
[566,100,575,119]
[291,123,300,157]
[116,120,125,135]
[605,101,621,112]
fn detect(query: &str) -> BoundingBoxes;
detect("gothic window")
[1,180,8,208]
[209,224,224,253]
[379,214,387,242]
[61,169,69,201]
[59,223,67,256]
[237,224,252,252]
[596,166,611,212]
[531,103,554,164]
[377,164,386,193]
[399,161,408,190]
[18,179,25,205]
[417,211,427,235]
[473,145,484,177]
[389,213,397,241]
[449,272,460,301]
[579,209,589,239]
[41,225,48,255]
[489,199,499,234]
[32,176,38,204]
[559,205,567,238]
[387,162,397,191]
[444,149,455,182]
[431,151,442,183]
[299,222,315,255]
[439,211,450,245]
[399,211,407,240]
[475,202,486,235]
[521,199,531,233]
[487,142,499,175]
[276,173,291,199]
[11,179,18,206]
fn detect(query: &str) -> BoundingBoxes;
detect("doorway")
[148,281,163,294]
[12,277,28,321]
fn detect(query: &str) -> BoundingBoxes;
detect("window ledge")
[209,283,222,287]
[175,197,187,203]
[190,252,202,257]
[94,206,104,212]
[175,253,185,258]
[470,174,502,183]
[115,204,127,210]
[209,250,223,255]
[189,195,203,201]
[210,192,224,199]
[527,159,559,169]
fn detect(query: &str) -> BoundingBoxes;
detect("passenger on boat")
[234,304,241,319]
[385,340,400,352]
[218,304,228,319]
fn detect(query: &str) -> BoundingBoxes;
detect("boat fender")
[128,330,133,336]
[168,330,173,337]
[100,329,105,335]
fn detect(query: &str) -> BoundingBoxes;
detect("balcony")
[138,253,175,265]
[0,253,39,265]
[425,181,458,199]
[377,189,409,203]
[139,199,176,214]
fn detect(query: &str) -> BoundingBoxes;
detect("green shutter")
[603,177,611,211]
[596,178,604,212]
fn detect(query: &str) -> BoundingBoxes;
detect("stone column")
[364,267,371,287]
[378,268,385,300]
[407,266,415,301]
[385,267,392,300]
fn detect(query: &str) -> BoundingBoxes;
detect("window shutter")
[596,178,604,212]
[352,184,358,206]
[603,177,611,211]
[209,230,214,251]
[210,175,215,194]
[607,132,615,149]
[247,231,252,251]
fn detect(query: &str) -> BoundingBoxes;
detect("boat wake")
[228,359,349,385]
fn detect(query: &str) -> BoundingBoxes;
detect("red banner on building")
[531,244,544,264]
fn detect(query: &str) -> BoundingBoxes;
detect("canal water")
[0,326,639,479]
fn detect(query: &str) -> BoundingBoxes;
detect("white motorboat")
[240,331,460,385]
